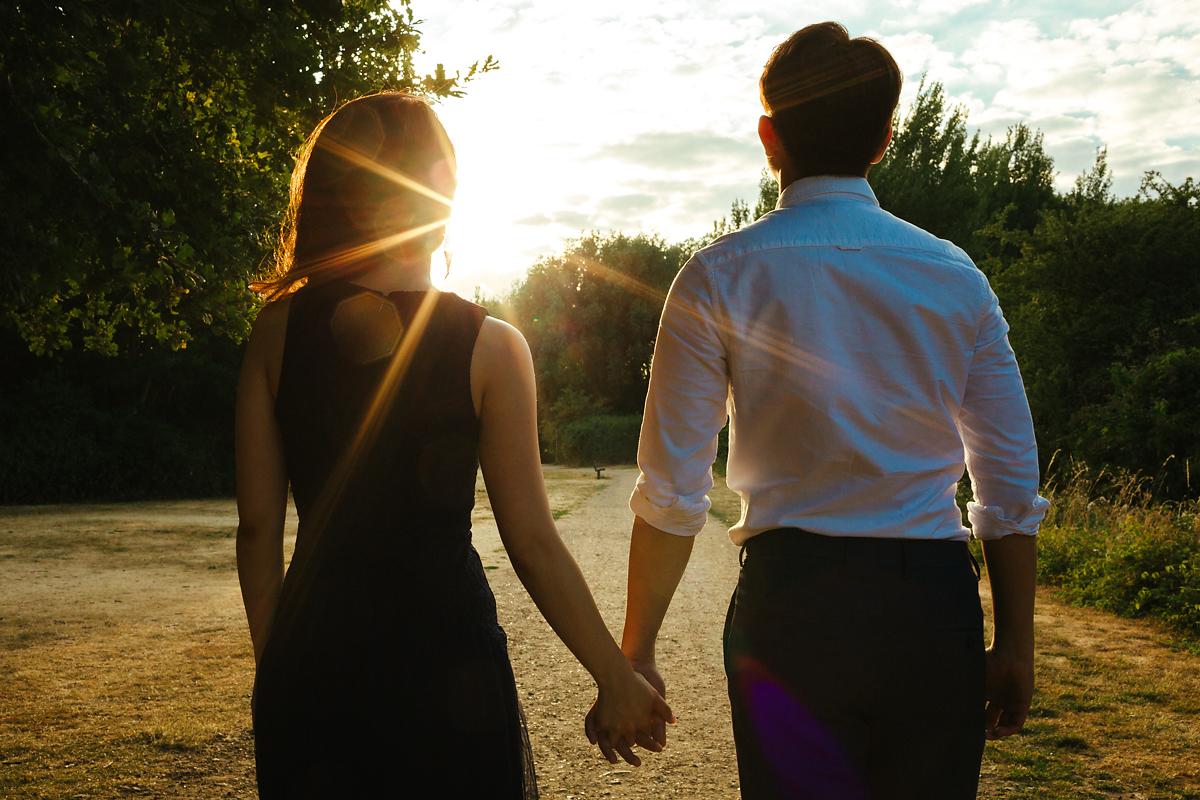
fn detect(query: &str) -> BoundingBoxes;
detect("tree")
[0,0,494,356]
[0,1,495,502]
[510,233,686,415]
[871,80,980,248]
[994,173,1200,494]
[752,170,778,220]
[504,233,687,459]
[871,80,1058,264]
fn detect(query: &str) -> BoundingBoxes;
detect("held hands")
[584,660,674,766]
[984,646,1034,739]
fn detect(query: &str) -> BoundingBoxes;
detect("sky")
[410,0,1200,297]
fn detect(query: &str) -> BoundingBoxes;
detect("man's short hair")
[760,22,902,177]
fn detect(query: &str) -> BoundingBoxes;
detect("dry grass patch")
[0,473,613,799]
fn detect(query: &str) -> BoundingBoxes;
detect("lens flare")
[733,655,867,799]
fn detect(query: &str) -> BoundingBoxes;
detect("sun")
[431,103,563,298]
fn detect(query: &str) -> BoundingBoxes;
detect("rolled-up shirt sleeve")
[958,276,1050,540]
[629,255,730,536]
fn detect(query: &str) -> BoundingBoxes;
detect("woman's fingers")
[590,683,678,765]
[992,706,1028,739]
[655,695,676,725]
[984,699,1004,739]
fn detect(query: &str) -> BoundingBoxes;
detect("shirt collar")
[777,175,879,210]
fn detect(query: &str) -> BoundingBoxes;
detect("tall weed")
[1037,461,1200,636]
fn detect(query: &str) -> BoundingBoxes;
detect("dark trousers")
[723,529,986,800]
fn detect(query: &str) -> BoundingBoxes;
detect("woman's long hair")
[252,92,456,301]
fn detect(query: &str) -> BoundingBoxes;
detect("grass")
[707,473,1200,799]
[471,465,607,523]
[0,472,612,800]
[5,468,1197,798]
[1036,462,1200,641]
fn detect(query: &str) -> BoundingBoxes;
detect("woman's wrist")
[592,648,638,690]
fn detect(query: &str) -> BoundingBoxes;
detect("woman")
[235,92,671,798]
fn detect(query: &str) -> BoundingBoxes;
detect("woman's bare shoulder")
[253,296,292,337]
[476,315,529,358]
[240,296,293,398]
[244,296,292,356]
[470,316,533,412]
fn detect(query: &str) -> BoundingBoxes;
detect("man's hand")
[984,647,1033,739]
[628,657,668,748]
[980,532,1037,740]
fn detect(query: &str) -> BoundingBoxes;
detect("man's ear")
[758,115,784,172]
[870,121,894,166]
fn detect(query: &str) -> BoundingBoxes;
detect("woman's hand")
[583,667,675,766]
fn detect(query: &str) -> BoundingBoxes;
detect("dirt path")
[476,468,743,800]
[1,467,1197,799]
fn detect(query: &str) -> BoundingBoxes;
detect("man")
[617,22,1047,800]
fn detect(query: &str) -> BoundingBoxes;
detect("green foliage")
[872,81,982,247]
[554,414,643,466]
[752,171,779,221]
[0,1,491,502]
[995,173,1200,495]
[871,80,1057,262]
[0,0,492,357]
[1037,465,1200,636]
[0,332,241,502]
[507,232,687,423]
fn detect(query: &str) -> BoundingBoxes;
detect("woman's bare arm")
[234,300,290,665]
[472,317,672,764]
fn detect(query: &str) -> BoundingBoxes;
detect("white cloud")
[407,1,1200,294]
[884,0,989,28]
[945,6,1200,190]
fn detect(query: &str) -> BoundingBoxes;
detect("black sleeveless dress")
[252,280,538,798]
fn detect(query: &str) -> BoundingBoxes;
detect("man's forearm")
[621,516,696,662]
[980,533,1037,655]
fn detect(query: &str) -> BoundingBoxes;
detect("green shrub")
[1037,465,1200,637]
[0,335,238,503]
[556,414,642,466]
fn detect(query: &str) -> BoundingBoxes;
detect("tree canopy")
[0,0,493,357]
[0,1,493,502]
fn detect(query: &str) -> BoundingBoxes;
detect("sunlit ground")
[2,469,1198,798]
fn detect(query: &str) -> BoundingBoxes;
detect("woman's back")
[252,279,537,798]
[274,281,485,579]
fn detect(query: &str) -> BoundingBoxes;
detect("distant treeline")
[496,84,1199,499]
[0,0,1195,503]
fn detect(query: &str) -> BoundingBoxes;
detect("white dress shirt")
[629,175,1049,544]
